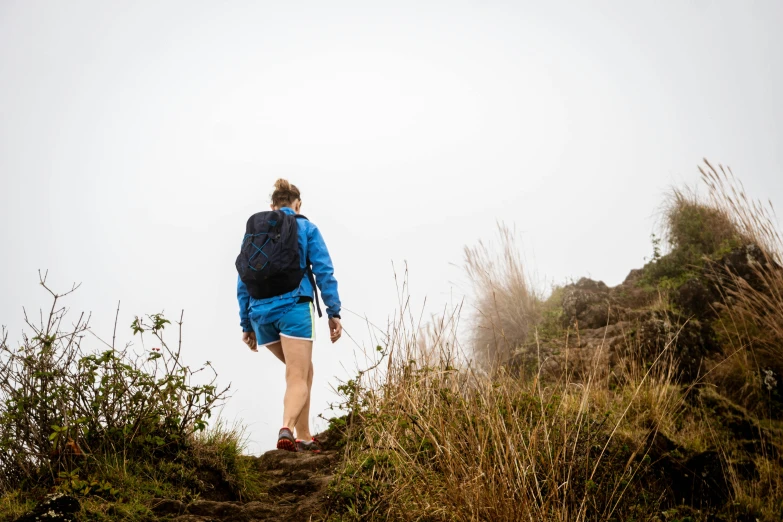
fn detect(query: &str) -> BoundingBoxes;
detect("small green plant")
[56,468,120,498]
[651,233,663,263]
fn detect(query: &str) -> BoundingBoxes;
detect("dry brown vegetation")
[463,224,540,367]
[327,161,783,521]
[328,305,688,520]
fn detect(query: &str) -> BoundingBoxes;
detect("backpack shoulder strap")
[305,264,323,318]
[293,215,322,317]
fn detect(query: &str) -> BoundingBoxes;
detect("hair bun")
[274,178,291,192]
[270,178,301,207]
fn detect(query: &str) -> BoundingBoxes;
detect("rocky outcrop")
[561,278,616,329]
[553,246,774,384]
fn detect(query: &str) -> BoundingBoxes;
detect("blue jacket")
[237,207,341,331]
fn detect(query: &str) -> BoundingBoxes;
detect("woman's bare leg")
[293,362,314,440]
[266,339,314,439]
[279,336,313,434]
[265,341,285,363]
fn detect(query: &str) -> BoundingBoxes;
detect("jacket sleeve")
[237,275,252,332]
[307,224,341,318]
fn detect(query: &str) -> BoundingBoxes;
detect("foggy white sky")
[1,1,782,453]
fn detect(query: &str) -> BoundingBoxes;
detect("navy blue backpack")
[235,210,322,316]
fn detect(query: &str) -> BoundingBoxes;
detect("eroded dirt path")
[151,449,338,522]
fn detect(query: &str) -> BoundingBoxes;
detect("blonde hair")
[271,178,301,208]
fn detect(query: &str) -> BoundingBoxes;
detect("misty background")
[1,1,782,454]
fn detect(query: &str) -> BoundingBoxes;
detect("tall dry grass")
[699,161,783,331]
[658,161,783,516]
[327,160,783,521]
[698,160,782,262]
[329,277,686,521]
[678,161,783,415]
[464,223,540,367]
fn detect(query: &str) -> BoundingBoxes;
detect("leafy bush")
[665,192,744,260]
[0,274,229,494]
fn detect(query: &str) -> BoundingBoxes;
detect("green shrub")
[666,196,744,259]
[641,186,746,290]
[0,276,229,494]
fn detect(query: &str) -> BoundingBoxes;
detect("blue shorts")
[253,301,316,346]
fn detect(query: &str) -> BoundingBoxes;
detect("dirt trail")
[151,449,338,522]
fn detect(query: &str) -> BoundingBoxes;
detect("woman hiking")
[236,179,342,452]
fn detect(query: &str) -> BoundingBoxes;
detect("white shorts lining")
[279,333,314,342]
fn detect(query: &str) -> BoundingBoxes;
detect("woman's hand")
[329,317,342,343]
[242,331,257,351]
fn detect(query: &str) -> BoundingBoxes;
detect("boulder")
[562,278,615,329]
[14,494,80,522]
[674,277,718,319]
[633,310,718,382]
[713,244,769,289]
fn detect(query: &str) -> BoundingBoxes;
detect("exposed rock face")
[561,278,614,330]
[553,246,775,384]
[520,244,783,514]
[711,244,770,290]
[558,277,718,383]
[673,277,718,319]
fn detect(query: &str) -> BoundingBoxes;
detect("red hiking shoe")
[277,427,296,452]
[296,437,322,453]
